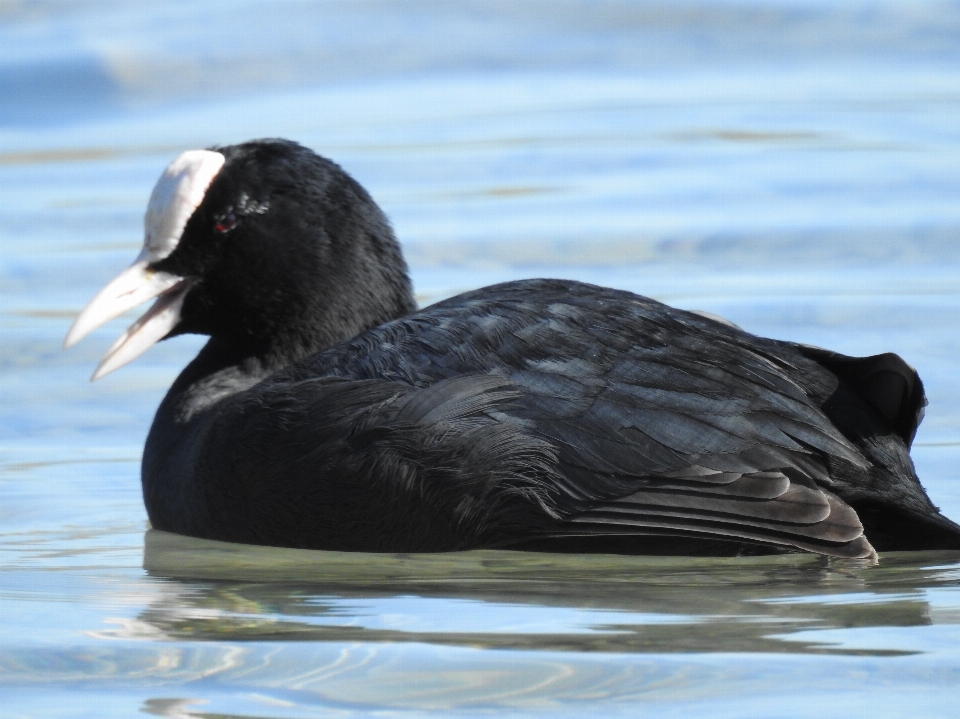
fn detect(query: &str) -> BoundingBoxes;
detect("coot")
[65,139,960,559]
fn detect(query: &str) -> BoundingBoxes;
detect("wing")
[287,279,879,558]
[495,296,875,559]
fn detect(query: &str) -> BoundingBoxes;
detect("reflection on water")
[3,0,960,717]
[134,532,957,657]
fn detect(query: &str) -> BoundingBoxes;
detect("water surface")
[2,1,960,717]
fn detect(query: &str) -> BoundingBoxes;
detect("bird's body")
[67,139,960,560]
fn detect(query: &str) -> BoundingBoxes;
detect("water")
[2,1,960,716]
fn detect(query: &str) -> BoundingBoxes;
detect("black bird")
[65,139,960,560]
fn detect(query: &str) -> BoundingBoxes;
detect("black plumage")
[83,139,960,559]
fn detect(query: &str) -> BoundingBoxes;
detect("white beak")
[63,253,194,381]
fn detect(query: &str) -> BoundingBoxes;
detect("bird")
[64,138,960,561]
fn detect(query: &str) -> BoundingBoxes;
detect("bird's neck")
[160,338,275,423]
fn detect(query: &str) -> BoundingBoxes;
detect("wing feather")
[608,483,832,524]
[646,472,792,499]
[573,490,866,544]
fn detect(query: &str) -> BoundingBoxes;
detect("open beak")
[64,252,194,381]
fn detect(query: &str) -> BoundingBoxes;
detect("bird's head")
[65,139,415,379]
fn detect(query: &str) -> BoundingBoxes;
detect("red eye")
[215,213,237,233]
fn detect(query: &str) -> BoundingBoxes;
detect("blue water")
[2,1,960,717]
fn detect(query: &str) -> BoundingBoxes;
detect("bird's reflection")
[137,529,960,656]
